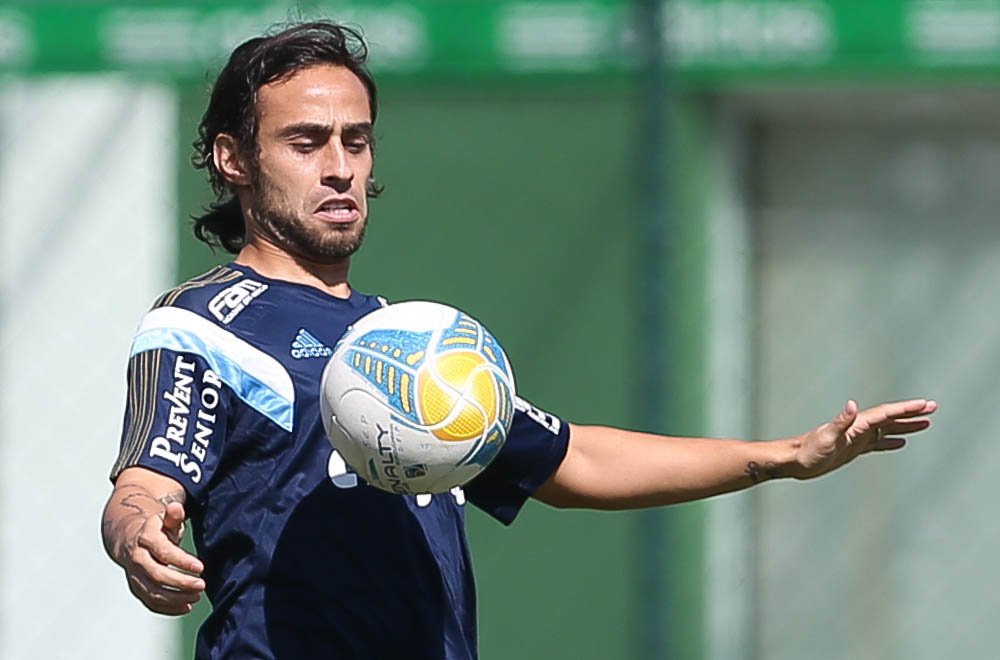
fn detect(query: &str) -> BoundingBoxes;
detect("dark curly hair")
[191,21,383,254]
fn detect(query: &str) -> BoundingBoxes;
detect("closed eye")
[343,123,373,154]
[344,138,370,154]
[291,141,321,153]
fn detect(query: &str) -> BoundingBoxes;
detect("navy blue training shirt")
[110,264,570,659]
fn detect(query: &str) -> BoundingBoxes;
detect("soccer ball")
[320,301,516,495]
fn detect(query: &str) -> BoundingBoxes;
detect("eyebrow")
[276,121,373,139]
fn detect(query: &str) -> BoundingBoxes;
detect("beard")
[248,169,368,263]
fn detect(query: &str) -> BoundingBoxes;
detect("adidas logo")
[290,328,333,359]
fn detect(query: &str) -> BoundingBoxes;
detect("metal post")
[634,0,672,659]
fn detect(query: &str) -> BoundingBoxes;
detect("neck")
[235,239,353,299]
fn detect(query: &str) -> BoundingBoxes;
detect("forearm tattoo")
[114,485,184,510]
[103,485,186,554]
[745,461,781,484]
[115,485,159,518]
[117,486,183,515]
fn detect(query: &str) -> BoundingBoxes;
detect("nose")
[321,143,353,192]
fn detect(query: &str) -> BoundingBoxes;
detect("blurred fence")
[706,94,1000,660]
[1,3,998,660]
[0,77,178,659]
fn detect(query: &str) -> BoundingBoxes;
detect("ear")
[214,134,252,187]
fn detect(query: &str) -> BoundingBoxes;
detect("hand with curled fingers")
[121,500,206,615]
[791,398,938,480]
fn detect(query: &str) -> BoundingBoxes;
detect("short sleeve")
[464,396,569,525]
[110,347,231,500]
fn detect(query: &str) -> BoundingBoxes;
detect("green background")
[11,0,1000,83]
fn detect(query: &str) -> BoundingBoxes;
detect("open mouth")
[315,198,360,223]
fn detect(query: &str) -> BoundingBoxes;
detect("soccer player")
[101,21,936,659]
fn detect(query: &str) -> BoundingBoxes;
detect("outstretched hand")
[793,398,938,480]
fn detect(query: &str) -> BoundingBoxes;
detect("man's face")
[248,64,374,262]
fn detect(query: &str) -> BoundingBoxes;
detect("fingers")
[128,573,202,616]
[832,399,859,431]
[124,507,206,615]
[883,418,933,436]
[856,399,937,437]
[162,501,187,545]
[127,540,205,615]
[137,545,206,592]
[870,436,907,452]
[126,528,205,615]
[854,398,936,455]
[868,398,938,425]
[141,510,204,575]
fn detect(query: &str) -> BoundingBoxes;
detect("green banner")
[5,1,1000,82]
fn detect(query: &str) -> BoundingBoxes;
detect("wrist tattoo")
[746,461,781,484]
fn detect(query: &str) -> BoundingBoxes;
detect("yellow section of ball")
[416,351,498,441]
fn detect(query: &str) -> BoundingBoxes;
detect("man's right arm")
[102,466,206,615]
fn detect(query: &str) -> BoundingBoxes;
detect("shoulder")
[150,265,269,322]
[129,267,297,420]
[131,264,277,367]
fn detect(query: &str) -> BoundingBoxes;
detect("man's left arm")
[534,398,936,510]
